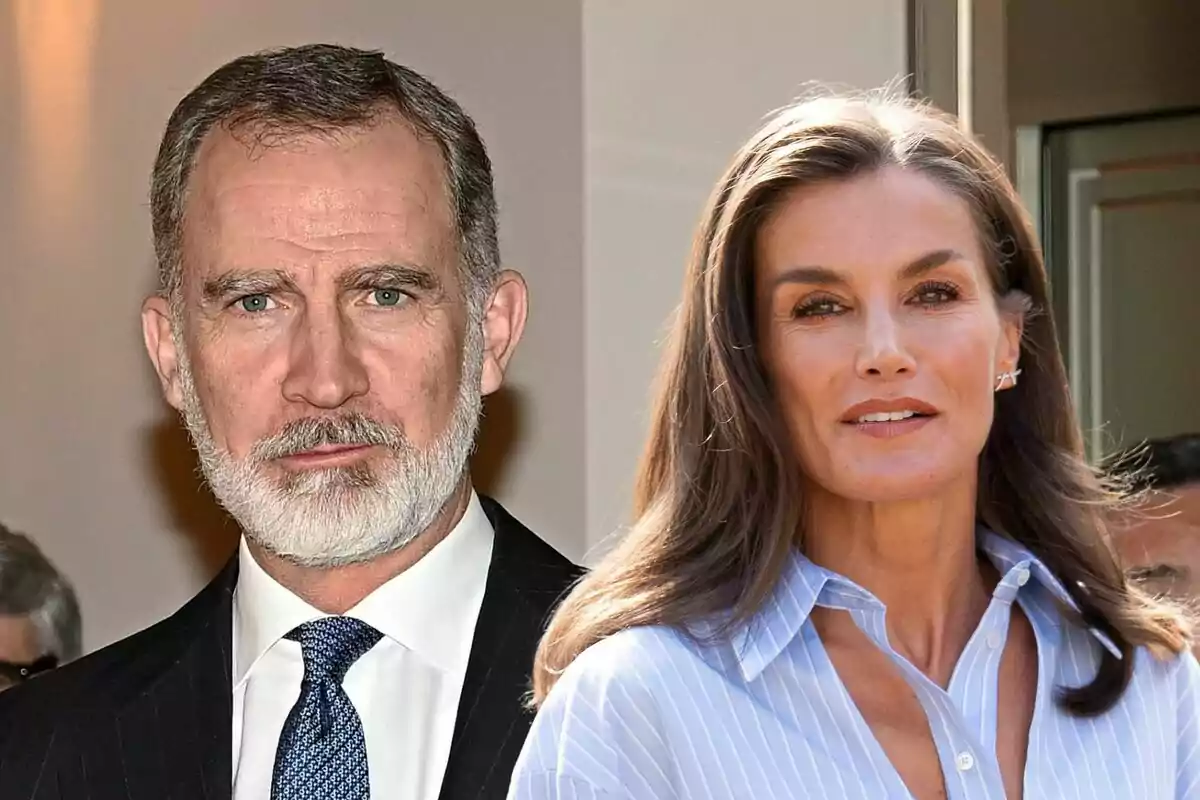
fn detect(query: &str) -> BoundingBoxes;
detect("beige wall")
[1007,0,1200,126]
[1,0,907,652]
[0,0,584,652]
[582,0,909,553]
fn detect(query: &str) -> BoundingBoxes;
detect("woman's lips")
[845,415,935,439]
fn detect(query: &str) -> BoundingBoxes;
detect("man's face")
[1113,483,1200,623]
[142,119,521,566]
[0,614,42,692]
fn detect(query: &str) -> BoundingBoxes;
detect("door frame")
[1038,108,1200,456]
[908,0,1010,165]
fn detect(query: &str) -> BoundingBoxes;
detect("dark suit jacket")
[0,496,581,799]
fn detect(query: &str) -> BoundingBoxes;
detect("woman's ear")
[995,290,1029,389]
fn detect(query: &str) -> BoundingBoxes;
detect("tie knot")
[285,617,382,683]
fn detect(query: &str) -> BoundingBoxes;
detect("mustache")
[250,413,407,461]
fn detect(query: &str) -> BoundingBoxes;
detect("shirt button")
[1015,567,1031,586]
[956,752,976,772]
[987,631,1003,649]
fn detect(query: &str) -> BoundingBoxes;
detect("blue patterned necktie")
[271,616,383,800]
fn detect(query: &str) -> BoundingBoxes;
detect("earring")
[995,368,1022,391]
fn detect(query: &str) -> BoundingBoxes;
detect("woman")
[509,92,1198,799]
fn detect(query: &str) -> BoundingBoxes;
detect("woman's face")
[755,166,1022,503]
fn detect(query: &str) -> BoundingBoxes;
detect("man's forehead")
[197,180,435,244]
[189,124,446,215]
[1115,485,1200,555]
[179,123,456,283]
[0,614,38,649]
[194,116,441,175]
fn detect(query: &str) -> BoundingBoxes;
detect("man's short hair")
[150,43,499,310]
[0,523,82,661]
[1106,433,1200,492]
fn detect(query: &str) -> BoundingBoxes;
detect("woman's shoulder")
[551,623,707,701]
[1120,642,1200,710]
[539,621,746,728]
[1140,643,1200,685]
[517,626,703,796]
[1127,641,1196,676]
[1129,647,1200,783]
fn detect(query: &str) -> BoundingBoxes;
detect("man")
[0,523,82,692]
[1109,433,1200,608]
[0,44,580,799]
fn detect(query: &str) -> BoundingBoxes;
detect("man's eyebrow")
[337,264,441,293]
[199,264,442,305]
[201,269,298,304]
[1127,562,1190,582]
[770,249,968,291]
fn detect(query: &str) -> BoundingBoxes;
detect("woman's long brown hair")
[533,91,1190,715]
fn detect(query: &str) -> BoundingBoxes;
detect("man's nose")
[280,305,370,409]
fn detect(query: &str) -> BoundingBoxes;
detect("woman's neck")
[804,481,995,684]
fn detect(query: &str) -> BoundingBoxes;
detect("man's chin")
[268,463,383,495]
[249,531,415,569]
[228,481,446,568]
[241,506,418,568]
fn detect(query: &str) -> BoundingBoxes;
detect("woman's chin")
[821,467,968,505]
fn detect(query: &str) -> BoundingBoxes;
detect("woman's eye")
[794,298,846,318]
[369,288,407,307]
[911,282,960,305]
[236,294,276,313]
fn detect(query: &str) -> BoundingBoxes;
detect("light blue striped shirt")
[509,529,1200,798]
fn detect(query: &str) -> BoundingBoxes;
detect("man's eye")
[1128,563,1187,583]
[236,294,276,313]
[369,288,407,307]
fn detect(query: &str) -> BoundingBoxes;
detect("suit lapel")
[439,577,533,798]
[438,498,581,800]
[0,554,238,800]
[119,558,237,800]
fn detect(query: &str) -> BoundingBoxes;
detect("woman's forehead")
[754,167,985,280]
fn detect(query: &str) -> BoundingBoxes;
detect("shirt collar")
[977,529,1121,659]
[728,525,1121,682]
[232,490,494,688]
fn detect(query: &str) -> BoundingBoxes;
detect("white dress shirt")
[232,491,494,800]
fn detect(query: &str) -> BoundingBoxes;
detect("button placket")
[841,581,1007,799]
[946,591,1016,753]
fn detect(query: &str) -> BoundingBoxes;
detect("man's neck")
[246,481,474,614]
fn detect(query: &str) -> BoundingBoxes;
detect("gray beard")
[173,328,483,568]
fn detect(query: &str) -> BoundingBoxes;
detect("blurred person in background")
[510,92,1198,800]
[1109,434,1200,608]
[0,522,82,692]
[0,44,579,800]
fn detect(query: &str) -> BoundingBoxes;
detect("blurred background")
[0,0,1196,653]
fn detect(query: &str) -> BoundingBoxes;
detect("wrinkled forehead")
[1114,485,1200,558]
[178,121,457,289]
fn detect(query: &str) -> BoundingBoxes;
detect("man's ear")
[141,295,185,410]
[478,270,528,396]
